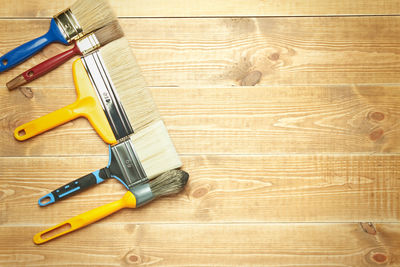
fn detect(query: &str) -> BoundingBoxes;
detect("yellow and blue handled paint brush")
[0,0,116,72]
[34,169,189,244]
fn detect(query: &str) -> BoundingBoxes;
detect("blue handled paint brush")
[0,0,116,72]
[38,121,182,206]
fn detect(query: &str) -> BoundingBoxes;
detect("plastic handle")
[33,191,137,244]
[14,101,80,141]
[38,169,108,207]
[10,44,81,89]
[0,19,68,73]
[13,59,118,144]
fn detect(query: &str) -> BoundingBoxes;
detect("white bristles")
[132,120,182,179]
[99,38,160,132]
[71,0,116,34]
[95,38,182,180]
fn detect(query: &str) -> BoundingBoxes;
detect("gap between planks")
[2,222,400,227]
[1,0,400,17]
[2,14,400,20]
[2,152,400,158]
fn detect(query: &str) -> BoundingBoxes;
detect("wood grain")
[0,223,399,266]
[1,155,399,224]
[2,17,400,88]
[1,2,400,266]
[1,85,400,156]
[1,0,399,17]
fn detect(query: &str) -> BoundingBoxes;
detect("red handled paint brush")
[7,21,123,90]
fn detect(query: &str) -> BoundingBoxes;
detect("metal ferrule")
[76,33,100,55]
[130,183,154,207]
[110,138,148,189]
[81,51,134,140]
[54,8,83,43]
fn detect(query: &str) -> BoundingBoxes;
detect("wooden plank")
[1,155,399,224]
[2,17,400,88]
[1,85,400,156]
[1,0,400,17]
[0,223,399,266]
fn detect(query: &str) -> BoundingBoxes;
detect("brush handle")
[7,43,81,90]
[38,168,109,207]
[33,191,137,244]
[0,19,68,73]
[14,101,81,141]
[13,59,118,145]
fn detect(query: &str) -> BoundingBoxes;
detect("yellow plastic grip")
[33,191,137,245]
[14,58,117,145]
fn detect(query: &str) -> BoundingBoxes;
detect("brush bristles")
[94,21,124,46]
[149,170,189,198]
[99,38,160,131]
[70,0,116,33]
[97,40,181,186]
[132,120,182,179]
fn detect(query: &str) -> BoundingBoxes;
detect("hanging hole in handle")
[40,197,51,205]
[41,223,71,240]
[18,129,26,137]
[27,71,34,77]
[38,194,55,207]
[2,59,7,66]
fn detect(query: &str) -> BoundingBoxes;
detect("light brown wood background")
[1,0,400,266]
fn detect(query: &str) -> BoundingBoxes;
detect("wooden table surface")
[1,1,400,266]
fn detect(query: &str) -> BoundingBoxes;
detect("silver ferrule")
[76,33,100,55]
[110,138,148,188]
[54,8,83,43]
[130,183,154,207]
[81,51,134,140]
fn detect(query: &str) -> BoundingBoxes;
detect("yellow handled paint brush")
[14,38,159,145]
[33,169,189,245]
[20,38,181,206]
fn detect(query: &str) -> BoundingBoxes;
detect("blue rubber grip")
[0,19,68,73]
[38,169,107,207]
[38,193,56,207]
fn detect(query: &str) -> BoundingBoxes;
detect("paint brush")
[15,37,181,206]
[33,169,189,244]
[7,21,124,90]
[14,38,159,145]
[38,120,182,206]
[0,0,116,72]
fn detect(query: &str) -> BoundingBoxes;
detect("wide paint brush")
[0,0,116,72]
[14,38,159,145]
[7,21,124,90]
[38,120,182,206]
[33,169,189,244]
